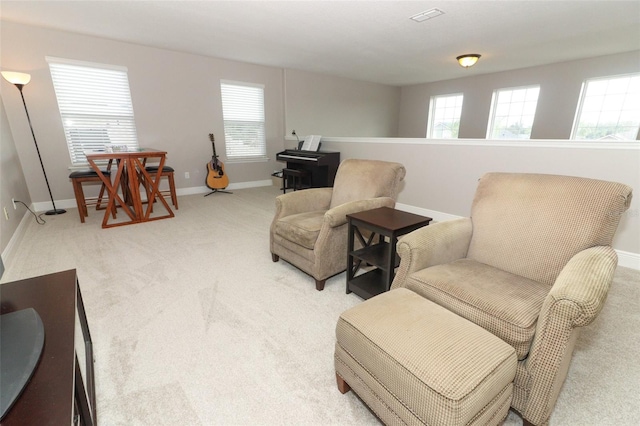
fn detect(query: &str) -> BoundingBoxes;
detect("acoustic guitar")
[206,133,230,190]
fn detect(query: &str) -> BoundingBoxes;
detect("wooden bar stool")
[144,165,178,209]
[282,168,310,193]
[69,166,116,223]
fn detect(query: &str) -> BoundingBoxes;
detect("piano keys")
[276,149,340,188]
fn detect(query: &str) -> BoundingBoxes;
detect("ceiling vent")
[410,8,445,23]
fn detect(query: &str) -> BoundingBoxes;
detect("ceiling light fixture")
[457,54,481,68]
[410,8,445,23]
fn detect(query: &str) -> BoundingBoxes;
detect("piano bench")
[282,168,310,193]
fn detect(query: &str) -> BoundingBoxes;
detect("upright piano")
[276,149,340,188]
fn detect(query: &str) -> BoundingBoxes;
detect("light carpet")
[1,186,638,425]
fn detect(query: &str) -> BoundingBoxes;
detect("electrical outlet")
[12,198,17,210]
[185,172,190,179]
[3,207,9,220]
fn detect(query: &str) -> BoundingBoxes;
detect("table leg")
[87,158,135,228]
[125,157,144,220]
[386,235,398,291]
[135,155,174,221]
[346,221,355,294]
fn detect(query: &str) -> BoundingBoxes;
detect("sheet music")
[301,135,321,151]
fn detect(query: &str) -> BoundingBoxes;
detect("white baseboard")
[615,250,640,270]
[1,209,32,272]
[32,199,76,211]
[28,187,640,272]
[176,179,273,195]
[34,179,275,211]
[395,202,463,223]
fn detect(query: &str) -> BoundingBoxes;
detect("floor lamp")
[2,71,65,215]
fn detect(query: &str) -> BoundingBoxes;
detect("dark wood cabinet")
[0,269,96,426]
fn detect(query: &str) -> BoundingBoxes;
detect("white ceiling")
[1,1,639,86]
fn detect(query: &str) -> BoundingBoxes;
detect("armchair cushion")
[404,259,549,359]
[274,211,325,250]
[274,198,397,251]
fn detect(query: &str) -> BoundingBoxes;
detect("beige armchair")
[391,172,632,425]
[271,159,405,290]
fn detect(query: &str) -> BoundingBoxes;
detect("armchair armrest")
[274,188,333,220]
[521,246,618,424]
[324,197,395,228]
[392,217,472,289]
[541,245,618,328]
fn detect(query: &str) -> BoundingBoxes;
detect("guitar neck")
[210,135,219,159]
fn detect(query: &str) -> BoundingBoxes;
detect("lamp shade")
[456,54,481,68]
[1,71,31,86]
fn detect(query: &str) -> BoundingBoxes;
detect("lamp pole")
[4,74,65,215]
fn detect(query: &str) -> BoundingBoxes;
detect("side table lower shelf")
[348,269,386,300]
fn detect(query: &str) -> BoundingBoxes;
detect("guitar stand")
[204,188,233,197]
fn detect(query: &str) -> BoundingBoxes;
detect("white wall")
[0,21,288,205]
[0,95,32,262]
[398,51,640,139]
[390,51,640,266]
[0,94,32,277]
[317,137,640,267]
[284,69,400,137]
[0,21,400,207]
[2,21,638,268]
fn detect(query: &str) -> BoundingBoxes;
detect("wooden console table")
[0,270,96,425]
[346,207,432,299]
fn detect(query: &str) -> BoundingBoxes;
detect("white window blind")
[220,81,266,161]
[47,58,139,165]
[571,74,640,141]
[427,94,463,138]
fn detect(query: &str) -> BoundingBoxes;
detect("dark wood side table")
[347,207,432,299]
[0,269,96,426]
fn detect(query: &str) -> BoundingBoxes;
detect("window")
[47,57,139,165]
[487,85,540,139]
[427,94,463,138]
[572,74,640,140]
[220,81,266,161]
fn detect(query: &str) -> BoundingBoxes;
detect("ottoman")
[335,288,517,426]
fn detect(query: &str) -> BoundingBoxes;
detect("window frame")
[426,93,464,139]
[486,85,540,140]
[220,80,267,163]
[570,73,640,141]
[46,56,139,166]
